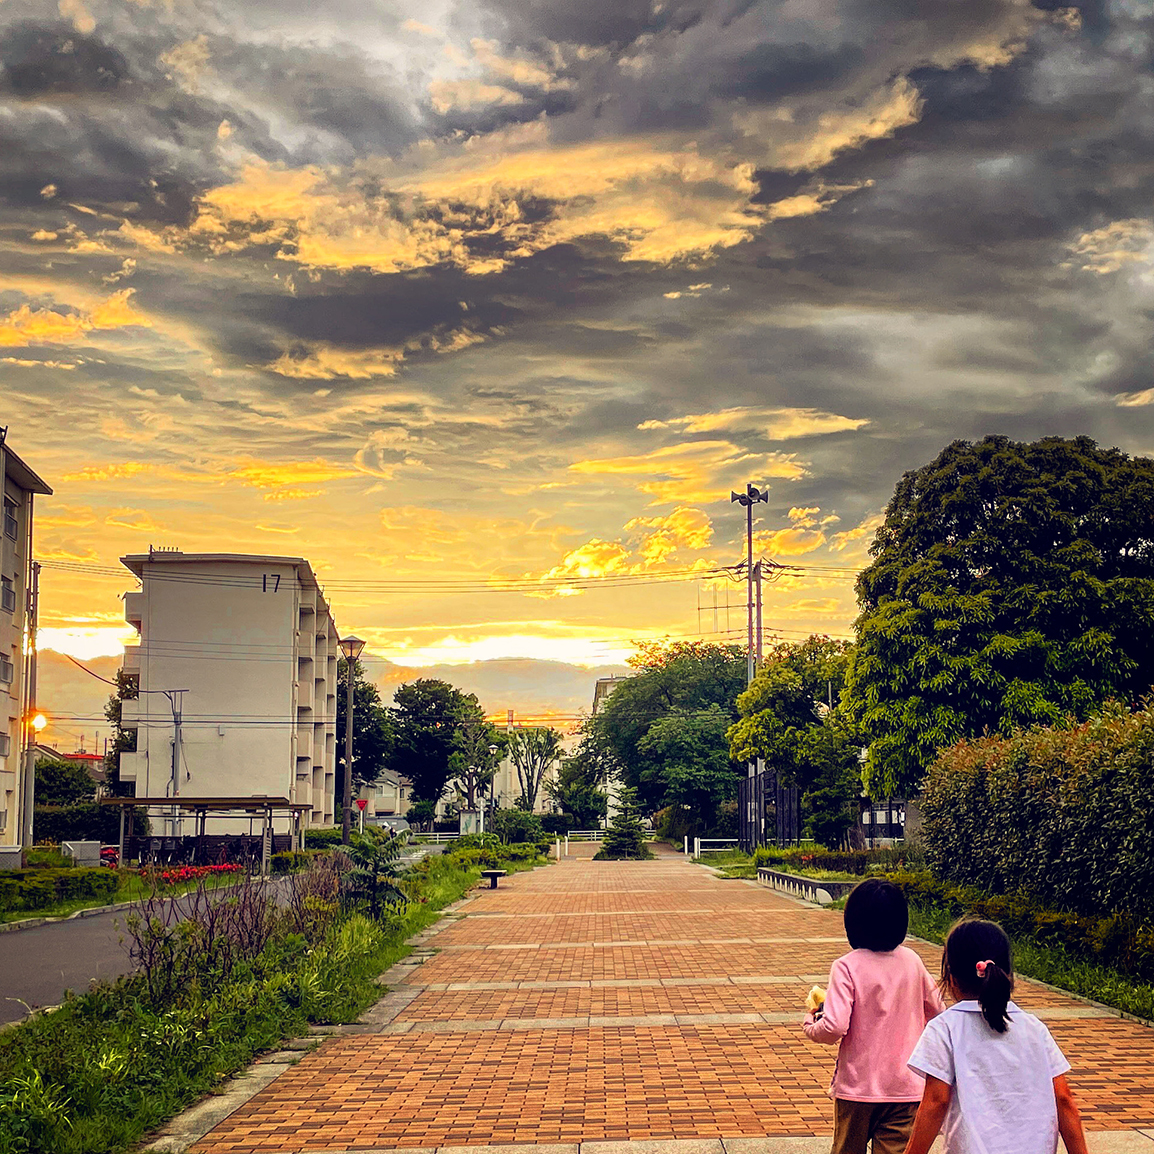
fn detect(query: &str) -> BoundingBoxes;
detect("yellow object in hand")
[805,985,826,1015]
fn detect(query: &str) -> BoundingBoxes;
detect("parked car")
[371,816,410,834]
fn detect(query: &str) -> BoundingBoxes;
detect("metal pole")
[746,489,754,686]
[342,655,354,844]
[21,561,40,848]
[754,560,763,674]
[118,806,125,867]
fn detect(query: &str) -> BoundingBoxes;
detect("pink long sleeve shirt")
[803,945,945,1102]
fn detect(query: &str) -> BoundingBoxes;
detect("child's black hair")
[843,878,908,952]
[942,918,1014,1033]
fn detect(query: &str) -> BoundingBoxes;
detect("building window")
[0,656,12,685]
[2,499,16,541]
[0,807,6,832]
[0,732,9,756]
[0,576,14,614]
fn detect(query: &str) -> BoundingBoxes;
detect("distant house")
[362,771,411,818]
[591,675,629,715]
[32,743,107,788]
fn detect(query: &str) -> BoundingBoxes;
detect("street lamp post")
[338,635,366,845]
[22,711,47,849]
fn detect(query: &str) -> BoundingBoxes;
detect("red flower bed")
[142,863,244,887]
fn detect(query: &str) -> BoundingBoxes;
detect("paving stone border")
[164,1132,1154,1154]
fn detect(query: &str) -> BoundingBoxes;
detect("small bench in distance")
[480,869,507,889]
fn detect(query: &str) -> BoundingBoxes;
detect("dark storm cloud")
[0,22,129,94]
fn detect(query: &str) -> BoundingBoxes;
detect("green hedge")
[303,828,343,849]
[33,804,150,844]
[888,870,1154,985]
[922,701,1154,920]
[270,849,329,874]
[443,841,548,868]
[0,868,118,913]
[751,845,914,875]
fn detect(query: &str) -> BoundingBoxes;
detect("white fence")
[693,836,740,858]
[567,830,606,841]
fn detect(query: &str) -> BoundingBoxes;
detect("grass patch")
[906,900,1154,1023]
[0,846,548,1154]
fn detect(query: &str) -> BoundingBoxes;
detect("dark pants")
[831,1099,919,1154]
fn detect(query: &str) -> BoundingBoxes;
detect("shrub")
[303,828,343,849]
[750,846,913,874]
[271,849,327,873]
[887,870,1154,985]
[0,868,118,913]
[921,700,1154,919]
[595,787,653,860]
[489,808,545,844]
[33,804,150,844]
[541,813,575,835]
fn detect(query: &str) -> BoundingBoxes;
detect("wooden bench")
[480,869,507,889]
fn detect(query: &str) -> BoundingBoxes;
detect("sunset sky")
[4,0,1154,741]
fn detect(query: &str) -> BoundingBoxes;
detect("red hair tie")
[976,960,994,978]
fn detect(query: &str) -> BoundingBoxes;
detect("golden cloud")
[639,406,868,440]
[755,526,826,556]
[225,460,360,489]
[267,344,403,380]
[736,78,923,173]
[428,79,524,114]
[830,511,884,553]
[1068,218,1154,274]
[625,505,713,565]
[571,440,806,504]
[0,289,150,348]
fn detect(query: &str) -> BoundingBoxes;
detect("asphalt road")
[0,846,441,1026]
[0,907,134,1025]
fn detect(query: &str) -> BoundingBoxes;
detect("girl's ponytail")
[942,918,1014,1033]
[976,958,1012,1033]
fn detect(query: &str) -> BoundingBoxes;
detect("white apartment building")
[0,437,51,847]
[117,550,340,834]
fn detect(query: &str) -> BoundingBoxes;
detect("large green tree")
[637,706,735,832]
[844,435,1154,797]
[36,758,97,805]
[335,658,395,797]
[448,718,506,810]
[546,728,610,827]
[391,679,485,803]
[728,637,860,847]
[507,726,563,811]
[591,641,746,812]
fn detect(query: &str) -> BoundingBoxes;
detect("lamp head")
[339,635,366,661]
[31,712,47,732]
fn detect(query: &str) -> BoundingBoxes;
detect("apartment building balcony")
[121,646,141,675]
[296,677,313,713]
[120,698,144,727]
[119,750,144,783]
[124,591,143,631]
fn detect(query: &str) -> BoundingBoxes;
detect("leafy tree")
[594,786,652,860]
[489,806,545,844]
[591,641,746,811]
[507,726,563,811]
[728,637,860,848]
[102,670,138,796]
[406,798,436,831]
[345,831,406,918]
[391,679,485,803]
[335,658,396,801]
[637,706,735,833]
[35,758,97,805]
[844,435,1154,797]
[545,733,609,828]
[448,719,506,810]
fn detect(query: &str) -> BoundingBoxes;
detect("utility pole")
[163,688,187,837]
[338,635,366,844]
[754,560,763,674]
[730,483,768,686]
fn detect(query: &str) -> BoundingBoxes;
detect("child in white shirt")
[902,917,1089,1154]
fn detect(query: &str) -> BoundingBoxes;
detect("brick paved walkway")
[191,850,1154,1154]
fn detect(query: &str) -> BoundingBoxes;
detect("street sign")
[355,799,368,811]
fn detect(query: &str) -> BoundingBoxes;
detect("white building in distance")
[117,550,339,833]
[0,437,52,846]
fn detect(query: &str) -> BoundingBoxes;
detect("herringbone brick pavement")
[192,851,1154,1154]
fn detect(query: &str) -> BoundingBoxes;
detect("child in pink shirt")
[804,878,945,1154]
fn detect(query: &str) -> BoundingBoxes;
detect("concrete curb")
[0,898,138,934]
[147,1131,1154,1153]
